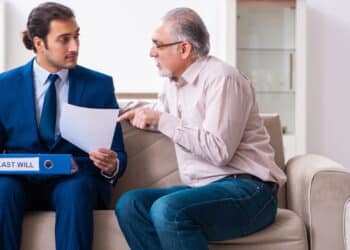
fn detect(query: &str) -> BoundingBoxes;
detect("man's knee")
[115,189,146,218]
[149,196,179,230]
[54,176,98,210]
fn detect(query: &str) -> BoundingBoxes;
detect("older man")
[116,7,286,250]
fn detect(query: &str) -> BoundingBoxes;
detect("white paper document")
[60,103,119,153]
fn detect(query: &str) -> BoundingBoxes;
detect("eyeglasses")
[153,41,183,49]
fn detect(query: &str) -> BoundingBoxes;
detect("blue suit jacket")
[0,59,127,187]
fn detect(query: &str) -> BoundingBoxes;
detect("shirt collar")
[175,56,208,87]
[33,58,69,85]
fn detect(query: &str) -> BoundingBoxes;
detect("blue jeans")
[115,176,278,250]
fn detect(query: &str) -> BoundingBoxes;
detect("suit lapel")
[51,67,86,150]
[21,59,42,142]
[68,67,87,106]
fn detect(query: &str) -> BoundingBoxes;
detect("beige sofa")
[21,114,350,250]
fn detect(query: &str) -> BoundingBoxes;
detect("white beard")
[159,67,172,78]
[155,58,174,79]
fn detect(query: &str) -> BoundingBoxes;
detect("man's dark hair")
[22,2,75,52]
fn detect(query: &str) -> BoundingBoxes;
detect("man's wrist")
[100,158,119,179]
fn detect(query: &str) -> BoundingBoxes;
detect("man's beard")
[155,59,172,78]
[159,67,172,78]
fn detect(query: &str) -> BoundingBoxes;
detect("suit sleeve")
[0,121,5,152]
[106,78,127,183]
[111,98,127,179]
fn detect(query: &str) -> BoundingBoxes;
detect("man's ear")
[180,42,192,59]
[33,36,45,53]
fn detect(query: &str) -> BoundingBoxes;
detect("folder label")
[0,154,73,175]
[0,157,39,171]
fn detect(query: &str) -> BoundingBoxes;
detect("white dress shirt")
[33,59,69,137]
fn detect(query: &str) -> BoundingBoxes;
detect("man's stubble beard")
[159,67,172,78]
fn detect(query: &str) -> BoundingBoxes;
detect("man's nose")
[149,46,157,57]
[69,39,79,52]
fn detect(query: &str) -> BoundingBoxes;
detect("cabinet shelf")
[238,48,295,52]
[256,90,295,93]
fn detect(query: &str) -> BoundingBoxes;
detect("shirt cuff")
[100,158,119,181]
[158,112,181,139]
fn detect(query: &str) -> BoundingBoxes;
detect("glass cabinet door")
[237,3,296,135]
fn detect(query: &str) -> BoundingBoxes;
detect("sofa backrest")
[260,114,286,208]
[110,121,180,207]
[110,114,286,208]
[260,114,285,171]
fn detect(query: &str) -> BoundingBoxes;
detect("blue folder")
[0,154,76,175]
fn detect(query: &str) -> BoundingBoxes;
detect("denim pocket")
[244,183,278,235]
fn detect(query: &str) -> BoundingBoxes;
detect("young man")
[116,7,286,250]
[0,2,126,250]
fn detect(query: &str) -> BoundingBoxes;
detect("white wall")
[3,0,230,93]
[0,0,4,72]
[306,0,350,167]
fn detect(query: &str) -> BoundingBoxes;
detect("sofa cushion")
[209,209,307,250]
[21,209,307,250]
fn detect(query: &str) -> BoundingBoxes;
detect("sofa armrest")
[286,153,350,250]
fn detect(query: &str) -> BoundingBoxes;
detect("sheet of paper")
[60,103,119,153]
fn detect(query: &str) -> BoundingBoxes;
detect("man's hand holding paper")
[89,148,118,176]
[60,103,119,175]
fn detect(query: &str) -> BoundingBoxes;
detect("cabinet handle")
[289,53,293,90]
